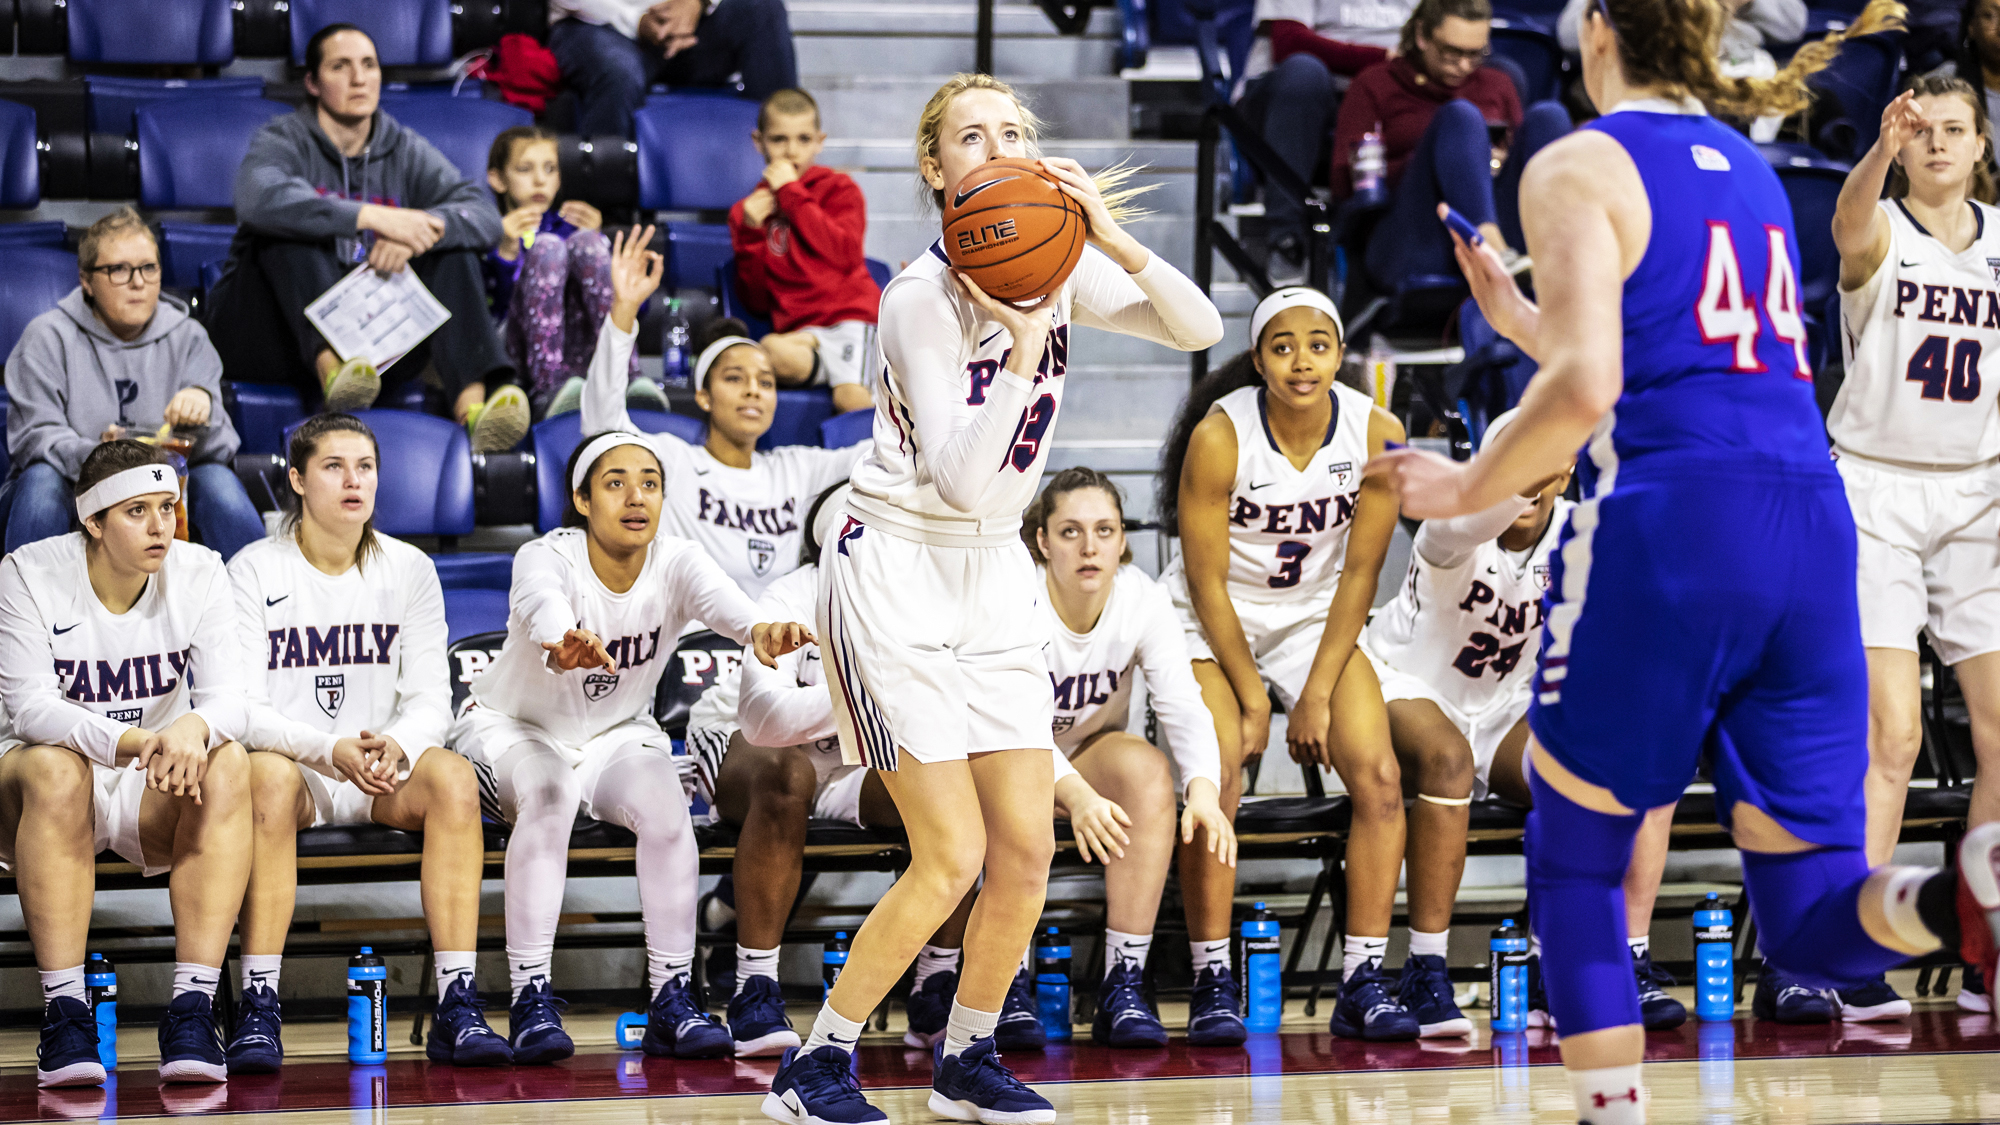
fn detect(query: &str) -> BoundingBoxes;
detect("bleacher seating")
[0,246,81,360]
[0,100,39,210]
[636,95,764,211]
[158,220,238,291]
[379,93,534,185]
[0,222,66,249]
[1490,23,1566,104]
[86,76,264,137]
[289,0,455,68]
[530,409,706,533]
[223,383,308,458]
[1806,27,1907,162]
[67,0,235,66]
[135,98,289,210]
[670,224,735,292]
[821,408,873,450]
[443,587,510,643]
[1763,143,1851,373]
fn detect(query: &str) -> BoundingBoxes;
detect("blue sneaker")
[427,974,511,1066]
[1328,960,1419,1041]
[36,996,104,1088]
[992,968,1045,1052]
[905,969,957,1049]
[1186,964,1248,1046]
[762,1044,887,1125]
[729,975,803,1058]
[157,990,228,1083]
[1395,955,1471,1038]
[643,973,733,1058]
[930,1038,1056,1125]
[224,983,284,1074]
[1752,961,1836,1024]
[1836,974,1911,1022]
[1633,949,1689,1031]
[508,977,575,1064]
[1091,962,1167,1048]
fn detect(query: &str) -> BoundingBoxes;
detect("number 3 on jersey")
[1696,222,1810,379]
[1004,394,1056,472]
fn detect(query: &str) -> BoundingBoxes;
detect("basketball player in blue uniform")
[1369,0,2000,1120]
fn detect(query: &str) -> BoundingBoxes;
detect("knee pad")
[1525,770,1644,1036]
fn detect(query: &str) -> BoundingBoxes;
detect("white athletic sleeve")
[1133,580,1224,795]
[376,557,452,768]
[581,316,641,438]
[662,543,763,645]
[737,647,836,747]
[1067,250,1225,353]
[0,556,129,765]
[230,555,341,770]
[1412,496,1536,569]
[183,553,253,749]
[880,278,1039,513]
[510,540,585,665]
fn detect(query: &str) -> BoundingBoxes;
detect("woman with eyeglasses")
[1329,0,1572,292]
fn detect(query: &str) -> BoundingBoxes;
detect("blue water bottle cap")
[359,946,373,955]
[1253,901,1266,910]
[89,952,103,962]
[1501,918,1515,927]
[1047,926,1058,934]
[1706,892,1719,903]
[835,932,848,940]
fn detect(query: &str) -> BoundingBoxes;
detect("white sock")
[1104,929,1153,977]
[240,954,282,995]
[173,962,222,1000]
[1190,938,1231,975]
[435,951,476,998]
[1343,935,1389,979]
[1569,1063,1645,1125]
[1021,946,1034,975]
[942,1001,999,1057]
[648,946,694,996]
[1627,935,1650,958]
[1530,931,1544,958]
[736,945,781,993]
[803,1004,866,1054]
[39,966,85,1005]
[1408,929,1449,960]
[913,944,962,991]
[507,948,553,1003]
[1877,865,1946,952]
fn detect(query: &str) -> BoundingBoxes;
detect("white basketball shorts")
[1166,575,1335,710]
[1362,646,1528,801]
[1837,452,2000,665]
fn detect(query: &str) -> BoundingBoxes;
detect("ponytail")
[1154,350,1262,537]
[1599,0,1904,120]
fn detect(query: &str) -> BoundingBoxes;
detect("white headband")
[811,483,853,551]
[571,432,659,492]
[75,463,180,523]
[1250,286,1344,348]
[692,335,757,389]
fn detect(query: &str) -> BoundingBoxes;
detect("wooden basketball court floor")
[2,981,1995,1124]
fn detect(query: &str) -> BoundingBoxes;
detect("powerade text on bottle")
[1035,927,1072,1042]
[1694,893,1735,1021]
[86,952,116,1069]
[1241,903,1281,1032]
[347,946,388,1064]
[823,932,850,999]
[1489,919,1528,1032]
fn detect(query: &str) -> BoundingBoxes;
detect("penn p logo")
[316,673,345,719]
[1533,563,1551,591]
[1331,461,1354,488]
[1987,257,2000,284]
[583,672,620,701]
[749,538,777,577]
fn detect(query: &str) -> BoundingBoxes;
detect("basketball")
[941,157,1087,303]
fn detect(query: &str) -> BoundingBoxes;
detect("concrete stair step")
[798,34,1118,78]
[1045,361,1197,443]
[804,75,1130,140]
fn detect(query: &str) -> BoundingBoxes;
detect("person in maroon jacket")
[1332,0,1572,293]
[729,89,881,415]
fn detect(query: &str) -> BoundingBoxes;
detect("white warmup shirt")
[0,534,249,759]
[849,243,1222,546]
[229,533,454,773]
[1834,199,2000,468]
[1364,497,1571,717]
[687,564,841,791]
[1040,565,1223,795]
[581,319,859,598]
[470,528,762,751]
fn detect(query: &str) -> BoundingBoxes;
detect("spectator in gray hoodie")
[203,22,532,453]
[0,208,265,558]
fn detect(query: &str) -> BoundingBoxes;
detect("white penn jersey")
[0,534,249,763]
[1365,498,1571,719]
[687,565,837,784]
[1835,199,2000,467]
[580,319,859,599]
[1039,565,1222,794]
[470,528,763,751]
[229,533,454,775]
[1163,383,1374,602]
[848,244,1222,546]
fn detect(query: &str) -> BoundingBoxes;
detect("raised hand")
[609,225,664,331]
[543,628,614,672]
[753,621,814,668]
[1878,89,1929,156]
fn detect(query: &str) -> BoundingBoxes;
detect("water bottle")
[1489,919,1529,1032]
[347,947,388,1064]
[823,932,850,999]
[1693,893,1735,1022]
[86,952,116,1070]
[1353,124,1387,207]
[1034,927,1072,1042]
[1491,1030,1529,1114]
[661,300,692,389]
[615,1010,648,1050]
[1241,903,1281,1032]
[348,1062,387,1125]
[1698,1019,1735,1120]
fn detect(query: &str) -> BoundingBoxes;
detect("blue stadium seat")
[1455,298,1536,423]
[0,100,39,210]
[69,0,234,65]
[379,94,533,186]
[1491,0,1567,32]
[87,76,264,136]
[443,587,510,644]
[0,222,67,249]
[159,222,238,291]
[635,95,764,211]
[1806,29,1905,161]
[1490,24,1565,104]
[820,408,873,449]
[867,258,894,289]
[762,389,836,451]
[136,98,290,210]
[290,0,454,67]
[1761,144,1849,319]
[719,256,892,337]
[224,383,306,456]
[0,388,11,481]
[669,223,734,291]
[0,247,81,362]
[531,409,705,532]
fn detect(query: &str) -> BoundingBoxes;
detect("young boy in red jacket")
[729,88,880,415]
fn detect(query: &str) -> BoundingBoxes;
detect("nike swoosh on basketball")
[265,595,288,606]
[951,177,1008,209]
[52,623,78,635]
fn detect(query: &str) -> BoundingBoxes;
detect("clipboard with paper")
[304,263,453,371]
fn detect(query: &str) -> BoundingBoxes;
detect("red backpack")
[472,33,563,114]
